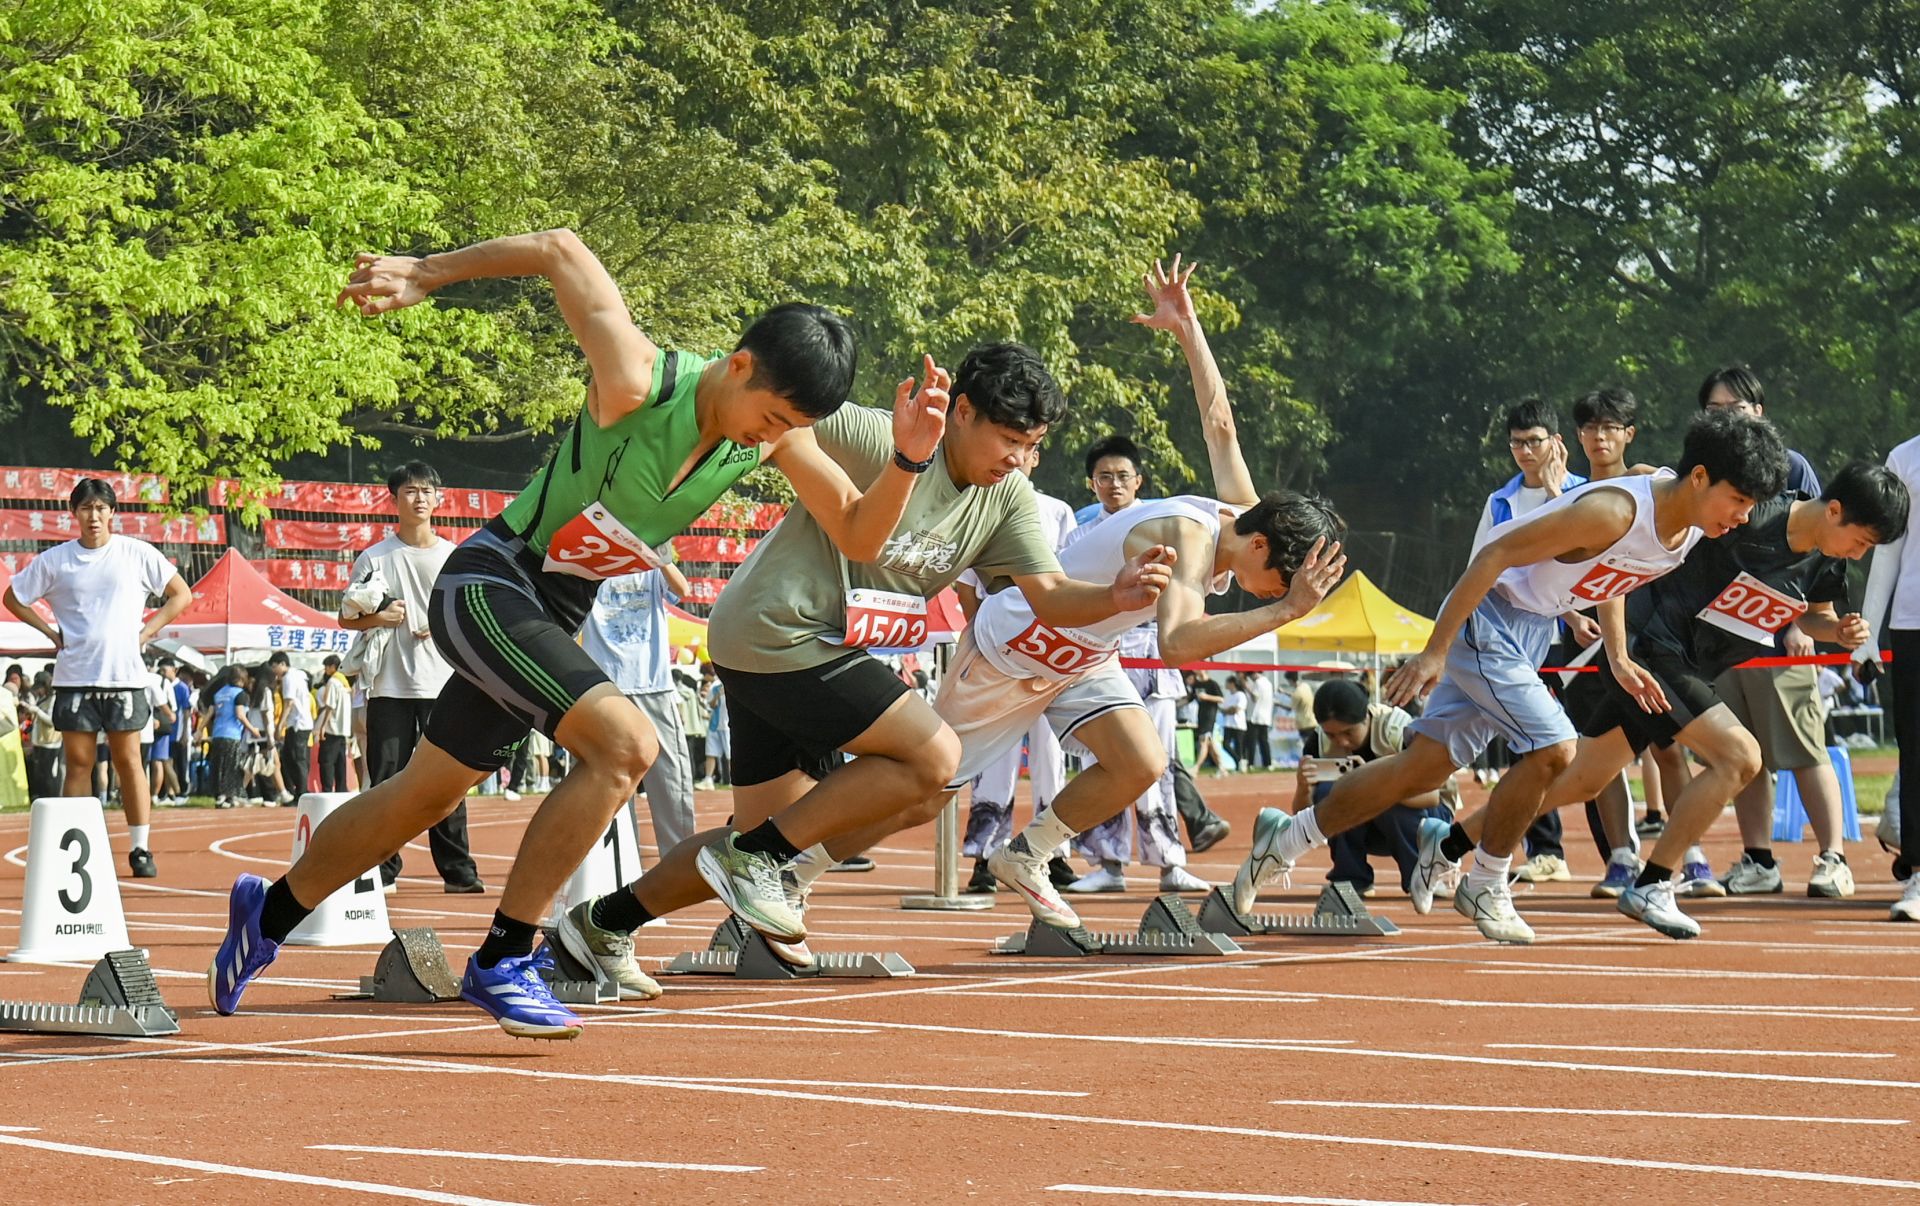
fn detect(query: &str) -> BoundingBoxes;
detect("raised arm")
[1148,517,1343,667]
[337,229,659,425]
[764,357,949,563]
[1131,256,1259,508]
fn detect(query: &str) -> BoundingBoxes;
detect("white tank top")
[974,496,1235,681]
[1493,471,1701,616]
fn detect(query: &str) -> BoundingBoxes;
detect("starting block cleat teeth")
[0,949,179,1036]
[993,897,1242,957]
[661,921,914,979]
[1198,885,1399,938]
[344,928,463,1003]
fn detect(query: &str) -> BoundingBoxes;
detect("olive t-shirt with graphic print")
[709,404,1061,673]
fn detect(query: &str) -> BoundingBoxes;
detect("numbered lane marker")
[284,793,391,947]
[8,798,131,964]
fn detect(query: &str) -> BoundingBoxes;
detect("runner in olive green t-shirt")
[209,227,951,1040]
[570,341,1177,953]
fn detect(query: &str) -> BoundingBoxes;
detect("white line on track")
[1050,1187,1484,1206]
[1268,1099,1909,1126]
[1485,1043,1894,1059]
[308,1143,761,1173]
[0,1132,534,1205]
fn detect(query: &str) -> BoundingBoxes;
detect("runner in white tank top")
[1232,409,1791,946]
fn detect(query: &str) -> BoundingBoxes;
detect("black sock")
[1635,861,1673,890]
[474,910,538,969]
[259,877,313,945]
[589,886,656,933]
[1439,823,1474,863]
[732,819,802,864]
[1744,846,1777,870]
[1896,859,1913,881]
[1827,850,1848,865]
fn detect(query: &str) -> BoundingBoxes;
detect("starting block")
[344,928,463,1003]
[1198,882,1398,938]
[993,894,1242,957]
[660,916,915,980]
[536,927,620,1004]
[0,949,179,1037]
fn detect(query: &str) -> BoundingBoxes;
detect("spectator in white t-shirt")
[314,654,354,793]
[342,462,478,892]
[1245,670,1276,769]
[268,652,314,799]
[2,479,191,877]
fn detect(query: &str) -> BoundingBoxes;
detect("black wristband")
[893,449,935,474]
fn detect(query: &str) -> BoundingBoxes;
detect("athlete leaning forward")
[209,228,955,1038]
[1230,408,1791,943]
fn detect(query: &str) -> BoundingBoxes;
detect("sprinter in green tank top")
[208,228,950,1040]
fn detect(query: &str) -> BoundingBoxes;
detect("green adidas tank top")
[499,349,763,556]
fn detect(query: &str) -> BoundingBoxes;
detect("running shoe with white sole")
[695,832,805,942]
[1894,873,1920,922]
[1678,860,1726,898]
[1619,878,1700,938]
[1408,817,1458,915]
[1720,853,1783,895]
[1807,850,1855,899]
[762,870,815,968]
[207,873,282,1016]
[989,833,1082,929]
[1452,876,1535,944]
[1231,807,1296,914]
[460,951,584,1039]
[1065,863,1126,894]
[1513,852,1570,883]
[1591,856,1641,899]
[557,897,663,1001]
[1157,865,1209,893]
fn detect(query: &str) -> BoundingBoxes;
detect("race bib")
[1697,572,1807,645]
[1004,619,1111,678]
[1567,560,1660,605]
[842,589,929,649]
[543,502,666,581]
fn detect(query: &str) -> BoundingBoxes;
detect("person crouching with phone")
[1293,678,1458,898]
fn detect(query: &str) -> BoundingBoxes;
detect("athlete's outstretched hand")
[336,253,433,316]
[1112,544,1176,612]
[1129,255,1198,333]
[1278,538,1346,620]
[892,355,950,465]
[1611,655,1671,714]
[1384,649,1443,707]
[1835,612,1872,650]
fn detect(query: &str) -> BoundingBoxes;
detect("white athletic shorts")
[936,631,1144,791]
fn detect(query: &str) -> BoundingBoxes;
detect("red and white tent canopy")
[0,559,56,656]
[153,549,350,656]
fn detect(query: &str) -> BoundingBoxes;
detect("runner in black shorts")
[209,227,951,1039]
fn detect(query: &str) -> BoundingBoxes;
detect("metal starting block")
[0,949,179,1037]
[993,893,1242,957]
[1198,882,1399,937]
[661,916,915,980]
[536,926,620,1004]
[343,928,463,1003]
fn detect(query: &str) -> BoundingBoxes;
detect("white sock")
[1609,846,1637,867]
[1275,807,1325,864]
[790,843,832,889]
[1465,846,1511,890]
[128,824,150,851]
[1021,808,1078,859]
[1684,844,1706,867]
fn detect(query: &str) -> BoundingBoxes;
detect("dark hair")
[1677,409,1788,500]
[1698,365,1765,411]
[68,478,117,511]
[1312,678,1370,726]
[953,343,1067,433]
[3,663,21,682]
[735,302,857,420]
[387,461,442,494]
[323,654,341,669]
[267,651,290,667]
[1084,435,1143,480]
[1234,491,1348,578]
[1825,461,1911,544]
[32,670,51,693]
[248,663,273,706]
[1505,397,1558,436]
[156,656,177,671]
[1572,387,1638,429]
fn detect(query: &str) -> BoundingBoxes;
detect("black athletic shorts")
[424,525,615,772]
[716,651,911,787]
[53,687,150,734]
[1580,645,1726,755]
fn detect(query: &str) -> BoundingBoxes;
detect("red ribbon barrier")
[1117,651,1892,674]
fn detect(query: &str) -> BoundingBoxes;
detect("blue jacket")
[1486,470,1588,529]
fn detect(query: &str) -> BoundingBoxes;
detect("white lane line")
[1486,1043,1894,1060]
[1466,966,1920,983]
[1050,1187,1480,1206]
[0,1133,533,1205]
[309,1143,760,1173]
[1269,1100,1909,1126]
[0,1125,38,1132]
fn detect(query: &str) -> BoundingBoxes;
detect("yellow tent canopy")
[1273,571,1434,654]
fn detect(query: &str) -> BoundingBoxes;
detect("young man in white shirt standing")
[313,654,353,793]
[2,479,192,876]
[344,462,481,893]
[268,652,313,799]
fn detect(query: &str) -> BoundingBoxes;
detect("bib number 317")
[543,502,665,581]
[843,589,929,649]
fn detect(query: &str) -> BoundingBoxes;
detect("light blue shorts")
[1408,590,1577,768]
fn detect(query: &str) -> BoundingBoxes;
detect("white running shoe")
[1157,865,1209,893]
[1065,863,1127,894]
[764,870,815,968]
[1893,873,1920,923]
[695,833,806,942]
[1720,853,1782,895]
[1231,807,1295,914]
[989,835,1083,929]
[1513,852,1571,883]
[1619,879,1701,939]
[1807,851,1855,899]
[1452,876,1534,943]
[1409,817,1458,915]
[557,897,664,1001]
